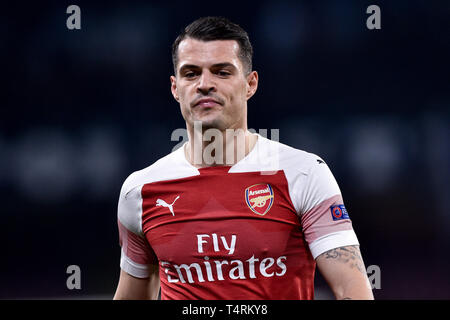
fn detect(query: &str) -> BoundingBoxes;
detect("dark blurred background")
[1,0,449,299]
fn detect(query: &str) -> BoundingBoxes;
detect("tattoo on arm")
[319,245,366,275]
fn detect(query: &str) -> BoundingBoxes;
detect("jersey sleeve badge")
[330,204,350,221]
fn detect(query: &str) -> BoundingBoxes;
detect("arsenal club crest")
[245,184,274,216]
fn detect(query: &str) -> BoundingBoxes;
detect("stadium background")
[1,0,449,299]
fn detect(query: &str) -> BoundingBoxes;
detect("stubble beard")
[189,108,228,132]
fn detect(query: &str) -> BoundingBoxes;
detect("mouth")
[193,98,222,108]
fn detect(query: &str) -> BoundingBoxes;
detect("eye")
[217,70,231,77]
[184,71,196,78]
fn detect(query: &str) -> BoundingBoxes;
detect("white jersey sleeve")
[117,173,157,278]
[295,155,359,259]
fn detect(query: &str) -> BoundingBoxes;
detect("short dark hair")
[172,16,253,76]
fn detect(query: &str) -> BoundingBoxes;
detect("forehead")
[177,38,242,70]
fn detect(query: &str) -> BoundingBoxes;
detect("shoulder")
[255,136,340,214]
[120,145,198,197]
[117,146,197,233]
[256,135,326,175]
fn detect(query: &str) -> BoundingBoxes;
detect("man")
[113,16,374,300]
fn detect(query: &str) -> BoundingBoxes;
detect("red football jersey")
[117,134,359,299]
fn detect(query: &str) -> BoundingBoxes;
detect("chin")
[199,120,226,131]
[192,116,227,131]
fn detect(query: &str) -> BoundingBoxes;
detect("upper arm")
[114,267,160,300]
[316,245,373,300]
[296,156,359,259]
[115,176,160,299]
[292,156,373,298]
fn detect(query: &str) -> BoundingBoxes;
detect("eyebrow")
[178,62,237,74]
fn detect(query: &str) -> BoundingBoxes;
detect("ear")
[170,75,179,102]
[246,71,258,100]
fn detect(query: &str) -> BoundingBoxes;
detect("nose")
[196,71,216,95]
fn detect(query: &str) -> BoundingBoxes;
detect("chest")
[141,169,304,263]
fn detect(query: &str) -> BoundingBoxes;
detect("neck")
[184,123,258,168]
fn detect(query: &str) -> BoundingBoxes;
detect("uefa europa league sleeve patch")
[330,204,350,221]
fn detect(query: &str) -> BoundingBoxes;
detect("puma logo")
[155,196,180,216]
